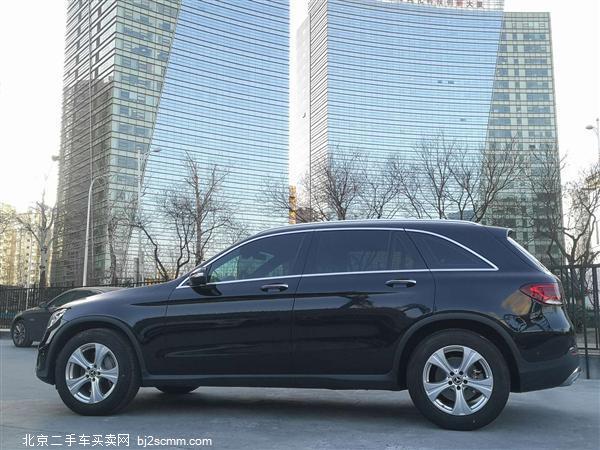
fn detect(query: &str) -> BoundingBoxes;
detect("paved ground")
[1,340,599,450]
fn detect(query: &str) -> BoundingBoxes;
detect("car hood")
[18,305,45,315]
[62,282,176,311]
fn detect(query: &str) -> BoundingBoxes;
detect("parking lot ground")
[1,339,599,450]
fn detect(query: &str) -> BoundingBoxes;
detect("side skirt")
[142,373,401,391]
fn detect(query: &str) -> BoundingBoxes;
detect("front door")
[292,229,435,375]
[165,231,310,376]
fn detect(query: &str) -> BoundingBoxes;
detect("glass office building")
[304,0,561,263]
[52,0,289,285]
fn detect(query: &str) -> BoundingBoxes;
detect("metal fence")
[1,266,599,376]
[550,265,600,378]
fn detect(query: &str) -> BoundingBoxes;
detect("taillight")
[520,282,562,305]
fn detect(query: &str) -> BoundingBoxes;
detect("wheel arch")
[45,316,147,384]
[394,313,522,392]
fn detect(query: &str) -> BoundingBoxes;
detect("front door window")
[209,233,307,283]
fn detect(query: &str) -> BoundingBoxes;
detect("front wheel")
[407,329,510,430]
[12,320,32,347]
[55,329,140,415]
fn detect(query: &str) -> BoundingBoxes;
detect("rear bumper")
[516,345,580,392]
[560,366,581,387]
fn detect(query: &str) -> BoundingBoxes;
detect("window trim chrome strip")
[405,228,499,271]
[176,225,498,289]
[176,229,315,289]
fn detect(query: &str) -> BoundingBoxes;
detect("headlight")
[47,309,67,328]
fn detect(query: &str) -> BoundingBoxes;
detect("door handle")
[385,279,417,288]
[260,283,289,292]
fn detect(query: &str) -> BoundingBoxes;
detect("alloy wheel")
[13,322,26,345]
[65,342,119,404]
[422,345,494,416]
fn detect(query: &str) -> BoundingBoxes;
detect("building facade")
[0,205,41,287]
[302,0,561,263]
[52,0,289,285]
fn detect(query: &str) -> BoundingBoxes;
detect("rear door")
[292,229,435,375]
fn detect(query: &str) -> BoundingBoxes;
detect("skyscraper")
[52,0,289,285]
[300,0,561,263]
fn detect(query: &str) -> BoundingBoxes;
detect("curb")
[0,329,10,339]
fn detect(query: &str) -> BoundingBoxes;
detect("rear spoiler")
[483,225,512,240]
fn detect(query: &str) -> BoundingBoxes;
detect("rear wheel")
[55,329,140,415]
[11,320,32,347]
[156,386,198,395]
[407,329,510,430]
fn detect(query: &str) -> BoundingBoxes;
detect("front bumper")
[35,318,67,385]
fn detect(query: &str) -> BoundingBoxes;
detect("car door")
[292,229,435,375]
[165,231,311,376]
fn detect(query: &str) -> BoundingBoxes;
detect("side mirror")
[189,269,208,288]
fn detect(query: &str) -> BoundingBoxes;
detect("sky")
[0,0,598,212]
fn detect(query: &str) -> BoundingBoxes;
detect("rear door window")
[304,229,425,274]
[409,231,494,270]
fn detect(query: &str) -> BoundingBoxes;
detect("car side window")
[409,231,492,270]
[208,233,306,283]
[304,230,425,274]
[390,231,427,270]
[50,291,76,307]
[51,290,94,308]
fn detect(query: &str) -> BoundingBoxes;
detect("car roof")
[253,219,486,238]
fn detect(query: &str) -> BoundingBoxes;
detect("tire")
[11,320,32,347]
[407,329,510,431]
[156,386,198,395]
[55,328,140,415]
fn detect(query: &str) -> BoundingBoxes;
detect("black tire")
[11,320,32,347]
[55,328,140,415]
[407,329,510,431]
[156,386,198,395]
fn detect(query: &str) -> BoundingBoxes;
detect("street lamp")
[136,147,161,283]
[82,174,106,286]
[585,118,600,161]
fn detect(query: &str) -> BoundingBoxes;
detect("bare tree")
[389,156,430,219]
[312,151,364,221]
[358,156,402,219]
[15,191,55,288]
[184,153,240,265]
[0,206,14,236]
[413,134,457,219]
[106,199,136,284]
[449,139,523,222]
[390,134,523,223]
[136,190,195,282]
[528,146,600,267]
[260,181,318,224]
[134,154,242,280]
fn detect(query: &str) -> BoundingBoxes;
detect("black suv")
[36,220,580,430]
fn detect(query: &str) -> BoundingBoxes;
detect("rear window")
[507,237,550,273]
[409,231,494,270]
